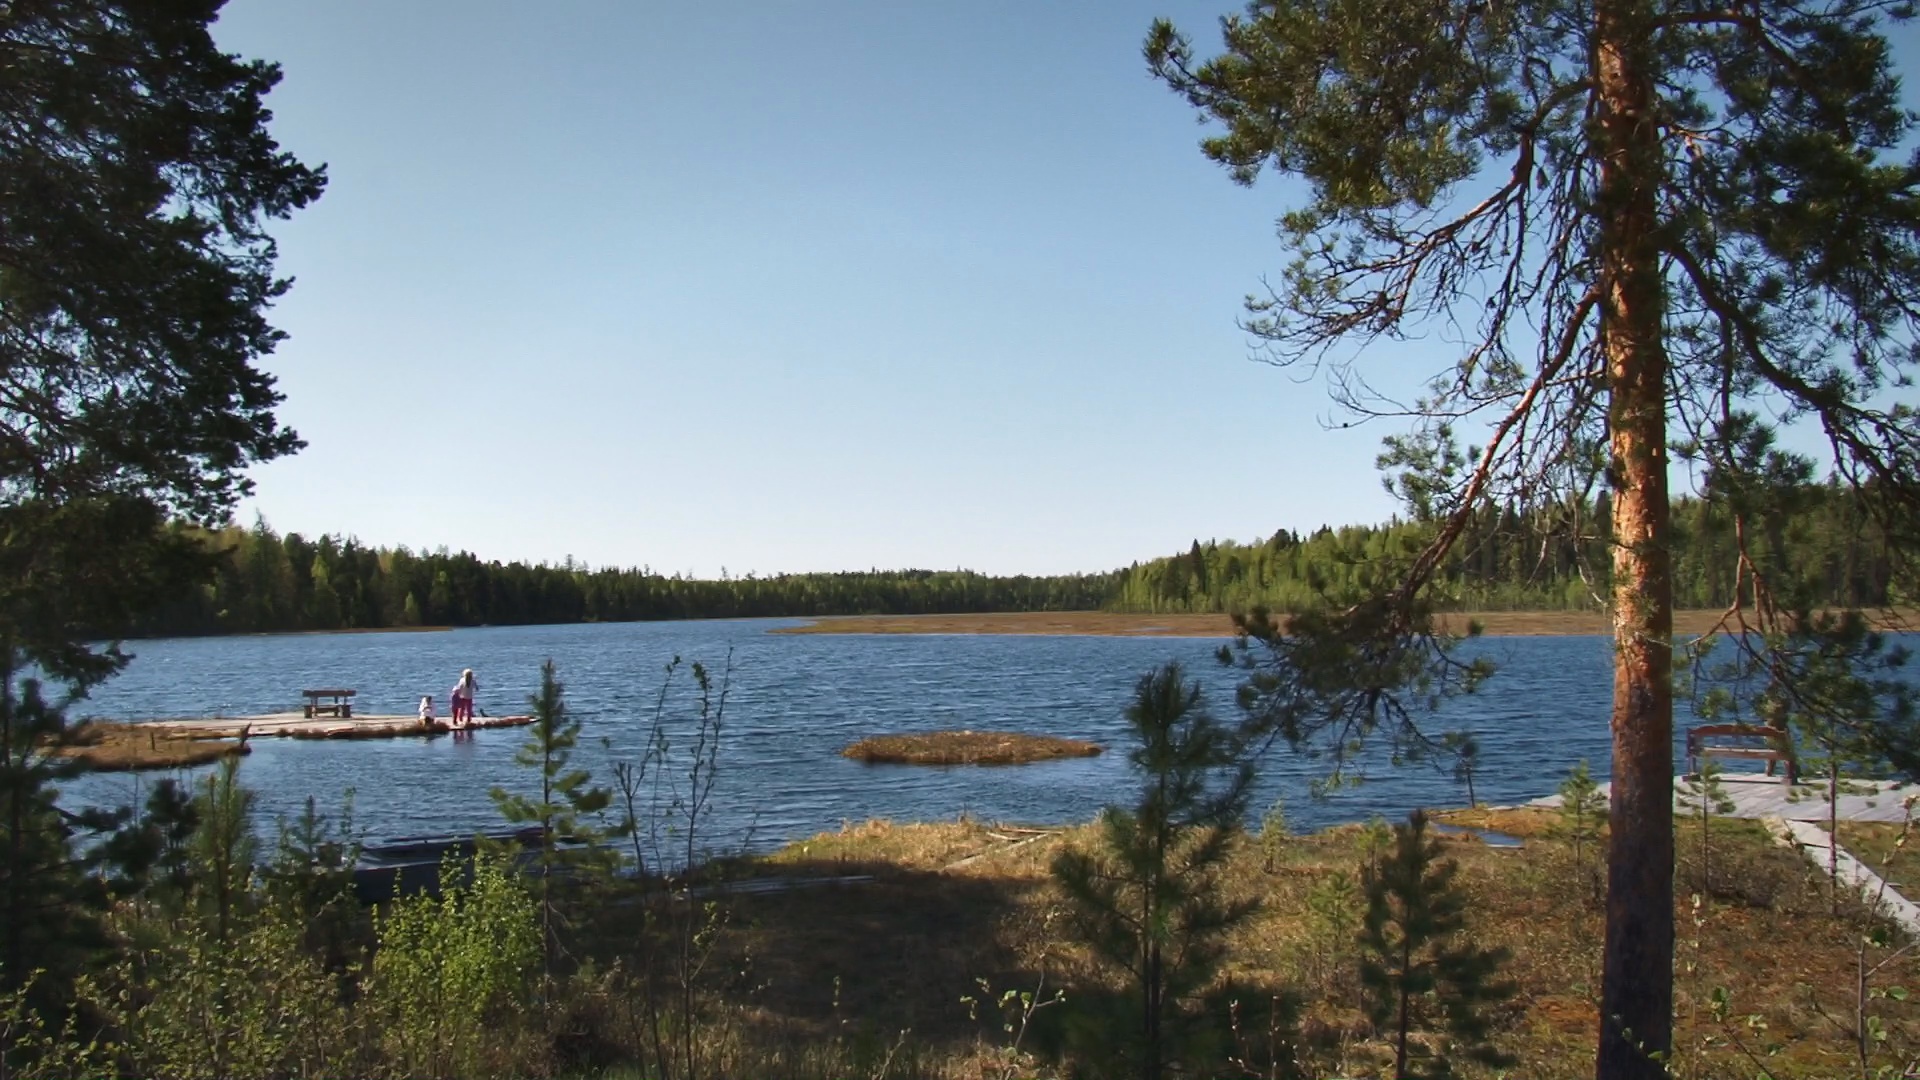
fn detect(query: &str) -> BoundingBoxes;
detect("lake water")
[57,620,1756,856]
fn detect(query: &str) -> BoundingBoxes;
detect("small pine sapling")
[1259,795,1289,874]
[1551,760,1607,904]
[1301,869,1362,1001]
[1356,815,1395,868]
[1677,758,1735,895]
[1358,810,1516,1079]
[1050,661,1256,1080]
[94,778,199,906]
[489,659,620,974]
[189,754,258,944]
[261,793,364,975]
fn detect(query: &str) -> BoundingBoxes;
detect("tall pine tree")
[0,0,322,1014]
[1146,2,1920,1073]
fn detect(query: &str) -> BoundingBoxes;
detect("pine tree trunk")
[1595,0,1675,1070]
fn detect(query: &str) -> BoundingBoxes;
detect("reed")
[50,721,247,772]
[842,731,1102,766]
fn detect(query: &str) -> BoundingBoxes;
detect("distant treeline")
[1111,483,1902,614]
[138,483,1902,637]
[139,522,1120,636]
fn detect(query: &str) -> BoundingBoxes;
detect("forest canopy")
[142,482,1902,637]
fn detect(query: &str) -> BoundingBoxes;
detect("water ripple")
[57,621,1908,854]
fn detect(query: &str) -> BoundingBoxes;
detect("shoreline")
[227,624,455,639]
[772,608,1919,638]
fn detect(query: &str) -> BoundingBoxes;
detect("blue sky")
[211,2,1920,579]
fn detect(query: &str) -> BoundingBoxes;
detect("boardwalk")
[1527,775,1920,823]
[1522,774,1920,933]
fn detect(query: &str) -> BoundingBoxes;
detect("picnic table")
[302,689,356,719]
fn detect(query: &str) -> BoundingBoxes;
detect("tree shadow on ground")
[711,858,1050,1047]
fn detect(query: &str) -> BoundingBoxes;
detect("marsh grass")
[1836,820,1920,892]
[842,732,1102,766]
[587,809,1920,1078]
[49,720,246,771]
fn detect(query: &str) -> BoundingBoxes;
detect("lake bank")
[773,608,1918,637]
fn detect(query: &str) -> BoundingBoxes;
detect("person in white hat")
[450,669,478,728]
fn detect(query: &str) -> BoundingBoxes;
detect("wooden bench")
[302,689,356,719]
[1685,723,1794,781]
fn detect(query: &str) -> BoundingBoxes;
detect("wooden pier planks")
[140,711,535,741]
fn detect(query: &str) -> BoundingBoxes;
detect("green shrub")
[369,850,541,1080]
[86,900,358,1080]
[0,972,110,1080]
[1550,760,1607,904]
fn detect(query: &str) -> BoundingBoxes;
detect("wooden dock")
[52,710,535,771]
[145,711,535,741]
[55,722,250,771]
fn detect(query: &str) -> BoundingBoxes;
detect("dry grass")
[775,608,1918,638]
[1429,805,1565,839]
[49,721,247,772]
[1836,819,1920,892]
[842,731,1103,766]
[591,809,1920,1078]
